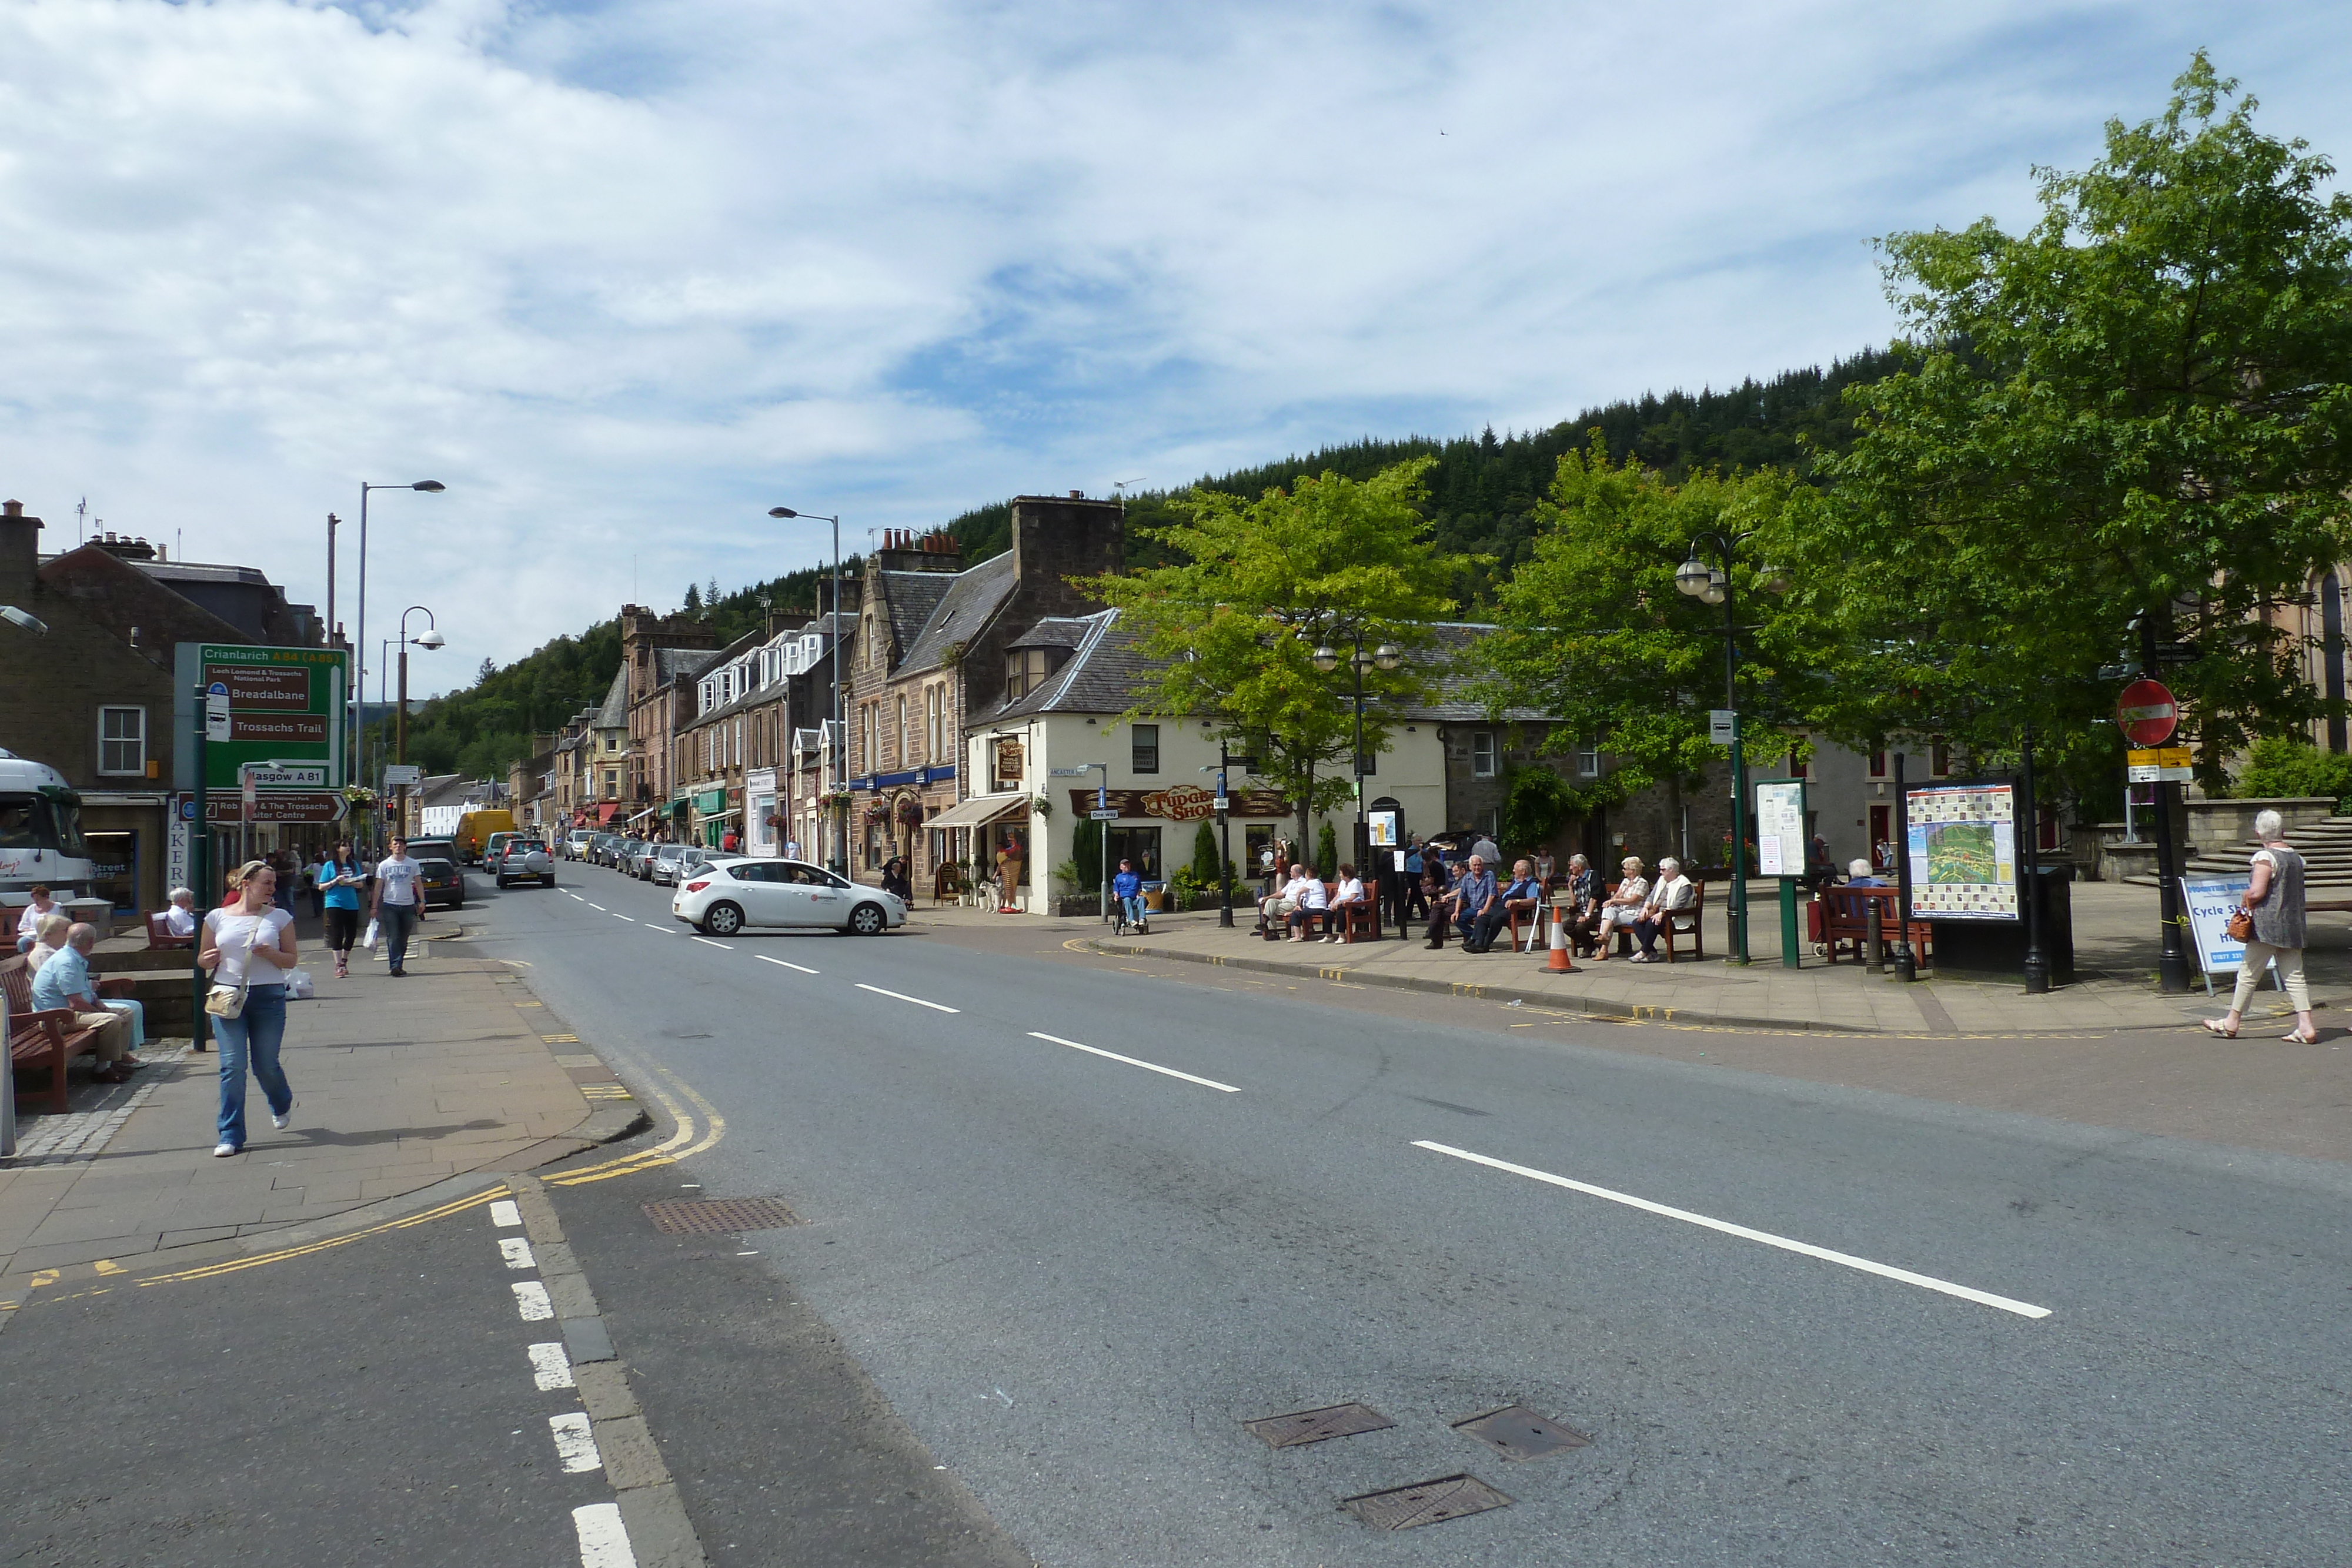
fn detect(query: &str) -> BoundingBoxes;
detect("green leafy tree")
[1478,439,1823,842]
[1081,460,1478,851]
[1315,820,1339,877]
[1795,55,2352,793]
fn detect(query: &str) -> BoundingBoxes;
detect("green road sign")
[174,642,348,791]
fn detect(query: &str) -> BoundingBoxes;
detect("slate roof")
[593,664,630,728]
[1006,617,1094,651]
[896,553,1017,676]
[877,571,955,664]
[649,646,722,688]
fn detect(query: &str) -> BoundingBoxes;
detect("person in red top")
[721,827,740,854]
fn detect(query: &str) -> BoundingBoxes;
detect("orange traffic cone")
[1544,907,1575,972]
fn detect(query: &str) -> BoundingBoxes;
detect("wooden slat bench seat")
[2,954,110,1114]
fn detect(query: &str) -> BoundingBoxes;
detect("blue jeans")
[1120,894,1147,925]
[215,984,292,1149]
[104,998,147,1052]
[380,903,419,969]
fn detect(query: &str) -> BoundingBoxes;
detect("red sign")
[2117,679,2179,747]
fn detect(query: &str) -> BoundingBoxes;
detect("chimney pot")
[1069,490,1083,499]
[2,500,21,518]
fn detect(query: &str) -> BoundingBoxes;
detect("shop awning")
[924,794,1031,831]
[596,804,620,823]
[627,806,660,824]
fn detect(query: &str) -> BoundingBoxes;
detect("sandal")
[2200,1018,2238,1039]
[2283,1029,2321,1044]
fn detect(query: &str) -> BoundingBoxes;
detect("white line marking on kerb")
[549,1411,603,1473]
[572,1502,637,1568]
[756,955,820,975]
[1411,1141,2052,1319]
[691,935,734,950]
[856,983,958,1013]
[489,1199,522,1228]
[511,1280,554,1321]
[1027,1032,1241,1093]
[528,1340,575,1390]
[498,1237,536,1269]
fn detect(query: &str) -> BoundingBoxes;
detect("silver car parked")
[647,844,698,886]
[495,839,556,889]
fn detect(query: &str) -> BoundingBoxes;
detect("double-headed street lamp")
[768,506,844,873]
[1311,632,1402,877]
[395,606,445,836]
[354,479,446,787]
[1673,536,1785,967]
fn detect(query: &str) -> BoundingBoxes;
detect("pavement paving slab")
[2,940,604,1283]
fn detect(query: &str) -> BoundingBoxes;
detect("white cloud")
[0,0,2341,693]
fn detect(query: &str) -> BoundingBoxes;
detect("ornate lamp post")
[1673,536,1786,966]
[1311,631,1403,878]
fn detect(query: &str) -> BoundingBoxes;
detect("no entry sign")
[2117,678,2179,747]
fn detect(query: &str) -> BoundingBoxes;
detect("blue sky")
[1,1,2344,693]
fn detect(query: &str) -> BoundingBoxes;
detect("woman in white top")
[198,859,300,1157]
[1591,857,1650,960]
[1323,864,1367,943]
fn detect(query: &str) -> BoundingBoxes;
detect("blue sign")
[208,681,228,696]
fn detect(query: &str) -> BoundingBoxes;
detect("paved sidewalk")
[910,881,2347,1036]
[1,925,634,1282]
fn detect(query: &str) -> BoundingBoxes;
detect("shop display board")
[1904,781,2019,920]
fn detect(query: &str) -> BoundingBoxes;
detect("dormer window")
[1006,647,1054,701]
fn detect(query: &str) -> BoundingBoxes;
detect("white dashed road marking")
[855,982,958,1013]
[529,1340,576,1390]
[691,936,734,951]
[499,1236,536,1269]
[756,955,820,974]
[550,1411,603,1473]
[611,914,636,922]
[573,1502,637,1568]
[490,1199,523,1228]
[512,1280,554,1321]
[1025,1032,1241,1093]
[1411,1140,2053,1319]
[588,904,608,912]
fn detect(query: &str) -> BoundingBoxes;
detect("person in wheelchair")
[1112,858,1148,933]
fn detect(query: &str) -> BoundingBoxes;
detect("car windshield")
[0,792,89,858]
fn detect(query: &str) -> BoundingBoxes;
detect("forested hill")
[944,346,1902,600]
[386,346,1899,779]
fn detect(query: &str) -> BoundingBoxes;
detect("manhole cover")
[1342,1474,1512,1530]
[642,1198,800,1234]
[1244,1402,1395,1449]
[1453,1405,1591,1461]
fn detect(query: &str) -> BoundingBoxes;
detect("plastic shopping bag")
[285,967,316,1000]
[361,918,380,952]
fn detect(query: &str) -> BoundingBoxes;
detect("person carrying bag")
[2205,808,2318,1044]
[199,858,300,1157]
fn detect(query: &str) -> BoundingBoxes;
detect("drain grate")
[1452,1405,1591,1461]
[1342,1474,1512,1530]
[642,1197,801,1234]
[1243,1402,1395,1449]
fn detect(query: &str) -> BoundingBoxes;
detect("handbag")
[205,975,249,1019]
[2226,905,2254,943]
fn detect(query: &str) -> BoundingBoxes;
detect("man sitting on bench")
[29,922,141,1081]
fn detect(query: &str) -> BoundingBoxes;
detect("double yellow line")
[546,1058,724,1186]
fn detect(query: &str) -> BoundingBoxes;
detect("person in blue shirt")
[29,923,141,1080]
[1452,856,1503,952]
[315,841,368,978]
[1112,858,1147,932]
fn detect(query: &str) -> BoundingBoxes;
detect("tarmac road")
[467,860,2352,1567]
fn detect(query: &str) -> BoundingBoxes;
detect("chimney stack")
[0,500,43,608]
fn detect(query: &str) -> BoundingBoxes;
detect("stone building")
[620,605,724,825]
[1,502,326,917]
[841,495,1124,894]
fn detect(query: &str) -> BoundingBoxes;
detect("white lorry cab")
[0,749,97,911]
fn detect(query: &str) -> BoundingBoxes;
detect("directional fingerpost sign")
[2117,679,2179,747]
[176,643,349,792]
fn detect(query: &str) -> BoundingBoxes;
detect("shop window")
[1471,732,1496,778]
[98,706,145,776]
[1131,724,1160,775]
[1107,825,1162,880]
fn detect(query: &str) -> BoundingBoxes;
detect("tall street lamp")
[396,606,445,837]
[1311,631,1402,881]
[355,479,446,788]
[1673,535,1785,967]
[769,506,844,873]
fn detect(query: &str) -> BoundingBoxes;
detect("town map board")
[1904,782,2019,920]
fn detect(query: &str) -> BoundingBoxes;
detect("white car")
[672,858,907,937]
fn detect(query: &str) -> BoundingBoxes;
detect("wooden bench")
[2,954,117,1114]
[146,912,195,950]
[1813,885,1932,964]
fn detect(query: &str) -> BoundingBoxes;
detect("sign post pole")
[2120,666,2193,992]
[2019,724,2048,994]
[1892,754,1916,982]
[191,686,212,1052]
[1216,741,1234,928]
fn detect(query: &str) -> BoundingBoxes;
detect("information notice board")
[1904,781,2019,920]
[1753,780,1806,877]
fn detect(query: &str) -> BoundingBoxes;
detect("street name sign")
[2117,679,2179,747]
[383,764,422,787]
[1088,808,1121,820]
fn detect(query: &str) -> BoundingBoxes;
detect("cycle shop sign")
[173,643,349,793]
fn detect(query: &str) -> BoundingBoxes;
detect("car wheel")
[846,902,887,936]
[701,901,744,937]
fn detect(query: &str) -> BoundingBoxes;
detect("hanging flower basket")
[863,802,889,825]
[894,796,924,825]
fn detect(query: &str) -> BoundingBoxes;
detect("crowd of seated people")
[1255,862,1371,942]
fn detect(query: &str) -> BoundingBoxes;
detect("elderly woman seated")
[25,911,72,973]
[1628,857,1698,962]
[1591,857,1649,960]
[1317,864,1367,944]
